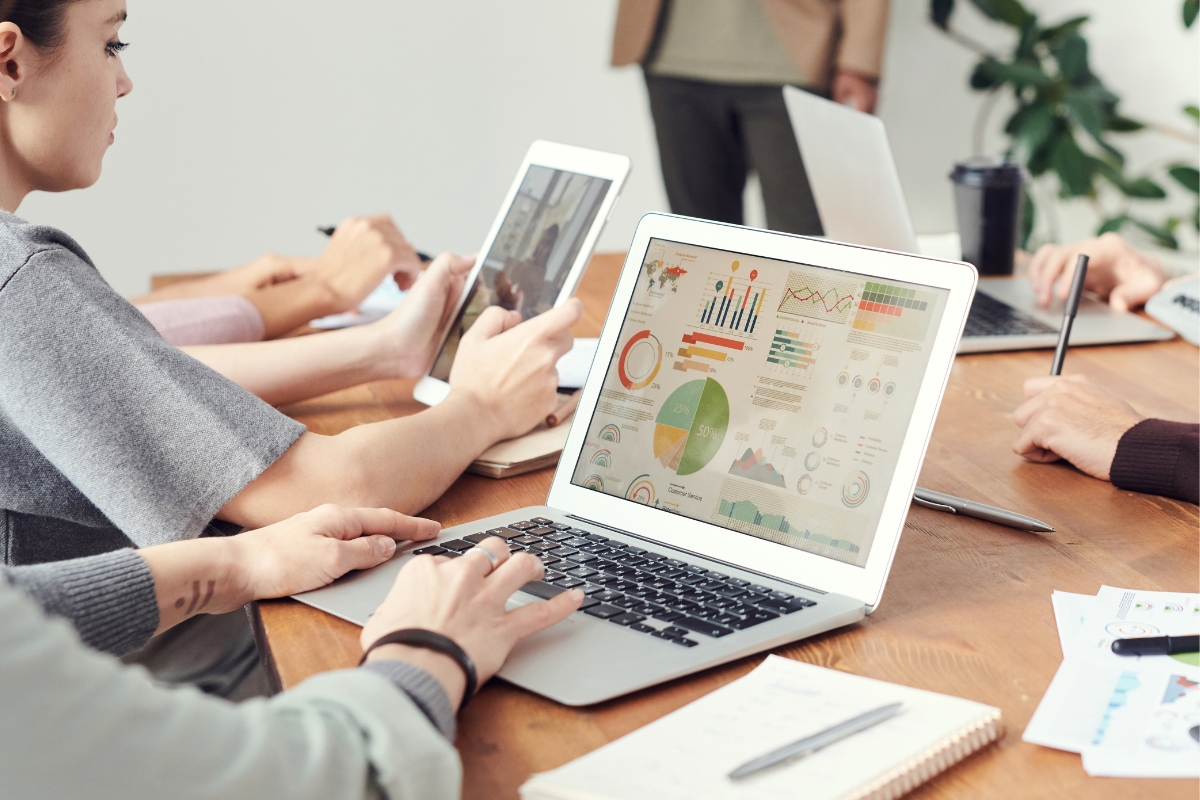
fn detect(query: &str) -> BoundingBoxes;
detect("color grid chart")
[852,281,937,341]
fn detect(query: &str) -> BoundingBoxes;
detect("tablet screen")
[571,239,950,568]
[428,165,613,382]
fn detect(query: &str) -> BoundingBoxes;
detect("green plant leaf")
[1050,134,1094,196]
[1124,178,1168,199]
[1185,0,1199,28]
[970,0,1033,27]
[1038,15,1089,44]
[1007,103,1057,156]
[930,0,956,29]
[1054,34,1090,85]
[1020,186,1036,250]
[1065,90,1105,142]
[972,57,1052,90]
[1131,218,1179,250]
[1097,214,1129,236]
[1105,115,1145,132]
[1185,104,1200,125]
[1169,165,1200,194]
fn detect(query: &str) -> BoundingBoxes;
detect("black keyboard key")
[756,598,812,615]
[676,574,706,586]
[512,535,542,545]
[683,565,708,575]
[696,580,727,592]
[651,608,682,622]
[713,613,741,626]
[520,580,566,599]
[625,547,647,555]
[564,566,597,579]
[709,596,739,609]
[528,527,557,537]
[566,552,598,565]
[556,578,586,589]
[567,528,591,536]
[692,606,723,620]
[439,539,474,552]
[507,521,537,530]
[551,548,578,559]
[643,552,668,562]
[726,578,750,588]
[658,568,686,580]
[615,556,649,568]
[578,597,600,610]
[610,612,646,626]
[412,545,447,556]
[582,584,608,595]
[443,551,462,558]
[585,533,609,542]
[729,609,778,629]
[714,586,748,599]
[630,603,657,615]
[670,637,699,648]
[527,541,560,553]
[629,622,656,633]
[627,587,658,600]
[705,571,729,580]
[531,517,555,524]
[464,532,497,544]
[650,630,677,641]
[549,523,573,531]
[584,604,623,620]
[748,584,772,594]
[594,590,624,604]
[742,592,771,606]
[490,527,527,540]
[507,544,526,553]
[563,537,592,548]
[674,616,734,638]
[768,590,794,601]
[663,626,690,638]
[542,571,568,583]
[543,531,575,542]
[644,577,674,591]
[615,596,642,609]
[540,559,562,570]
[664,558,686,568]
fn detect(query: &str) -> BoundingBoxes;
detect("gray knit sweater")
[0,549,456,741]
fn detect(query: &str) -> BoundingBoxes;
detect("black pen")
[317,226,434,263]
[1050,254,1089,375]
[1112,634,1199,657]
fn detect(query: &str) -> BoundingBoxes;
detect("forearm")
[219,391,502,527]
[136,537,256,635]
[244,276,342,338]
[181,325,392,405]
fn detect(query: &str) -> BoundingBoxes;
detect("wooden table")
[250,253,1199,799]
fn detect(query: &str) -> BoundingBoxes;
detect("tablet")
[413,141,631,406]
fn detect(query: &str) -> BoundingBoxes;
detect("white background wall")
[17,0,1199,297]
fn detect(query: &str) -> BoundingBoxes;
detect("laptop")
[295,213,977,706]
[781,86,1173,353]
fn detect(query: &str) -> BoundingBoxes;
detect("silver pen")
[728,702,903,781]
[913,487,1054,533]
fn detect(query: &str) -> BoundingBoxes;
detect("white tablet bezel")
[413,140,631,407]
[546,214,977,612]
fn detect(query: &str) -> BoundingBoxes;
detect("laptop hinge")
[566,514,828,597]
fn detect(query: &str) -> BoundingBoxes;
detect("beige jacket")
[611,0,891,91]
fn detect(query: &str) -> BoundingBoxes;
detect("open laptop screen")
[571,238,950,568]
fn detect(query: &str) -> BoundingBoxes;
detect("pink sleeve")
[135,295,265,346]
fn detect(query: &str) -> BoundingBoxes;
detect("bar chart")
[696,272,767,338]
[767,329,821,379]
[673,330,744,374]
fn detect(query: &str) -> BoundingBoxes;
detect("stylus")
[1050,254,1089,376]
[912,488,1054,533]
[317,226,433,263]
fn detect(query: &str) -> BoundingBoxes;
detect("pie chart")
[652,378,729,475]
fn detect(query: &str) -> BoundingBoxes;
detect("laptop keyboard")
[964,292,1056,337]
[412,517,817,648]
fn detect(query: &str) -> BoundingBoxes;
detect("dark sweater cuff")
[1110,419,1200,505]
[2,549,159,656]
[360,660,457,740]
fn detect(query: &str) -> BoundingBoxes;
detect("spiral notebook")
[520,656,1002,800]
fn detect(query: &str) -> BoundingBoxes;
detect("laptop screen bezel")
[547,214,977,611]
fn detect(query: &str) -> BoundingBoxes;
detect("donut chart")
[652,378,729,475]
[812,427,828,448]
[842,471,870,508]
[583,475,604,491]
[797,474,812,494]
[617,330,662,391]
[804,452,821,471]
[625,475,656,505]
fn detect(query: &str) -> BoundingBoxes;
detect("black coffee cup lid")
[950,156,1023,187]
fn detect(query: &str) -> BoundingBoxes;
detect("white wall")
[18,1,1199,297]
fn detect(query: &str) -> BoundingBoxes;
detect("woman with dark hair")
[0,2,583,797]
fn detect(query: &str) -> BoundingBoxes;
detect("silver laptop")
[782,86,1172,353]
[295,213,977,706]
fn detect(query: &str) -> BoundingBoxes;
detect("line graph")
[777,271,859,325]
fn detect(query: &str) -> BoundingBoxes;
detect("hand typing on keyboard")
[1029,233,1166,312]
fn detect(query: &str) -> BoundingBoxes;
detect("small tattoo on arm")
[196,579,215,612]
[174,597,185,609]
[185,580,201,614]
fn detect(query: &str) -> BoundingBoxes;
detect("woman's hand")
[371,252,475,378]
[1012,374,1143,480]
[361,538,582,709]
[449,299,581,442]
[316,215,425,308]
[139,506,439,635]
[232,505,440,600]
[1029,232,1166,312]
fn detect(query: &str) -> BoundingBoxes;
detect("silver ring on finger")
[470,545,501,575]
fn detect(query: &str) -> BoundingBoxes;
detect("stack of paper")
[1024,587,1199,778]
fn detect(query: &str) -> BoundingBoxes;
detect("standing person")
[611,0,891,234]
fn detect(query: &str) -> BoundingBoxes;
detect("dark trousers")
[644,74,824,236]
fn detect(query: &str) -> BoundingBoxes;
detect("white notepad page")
[521,656,1000,800]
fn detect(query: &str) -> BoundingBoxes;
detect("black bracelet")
[359,628,478,703]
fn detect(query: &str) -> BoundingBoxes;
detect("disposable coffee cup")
[950,157,1024,276]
